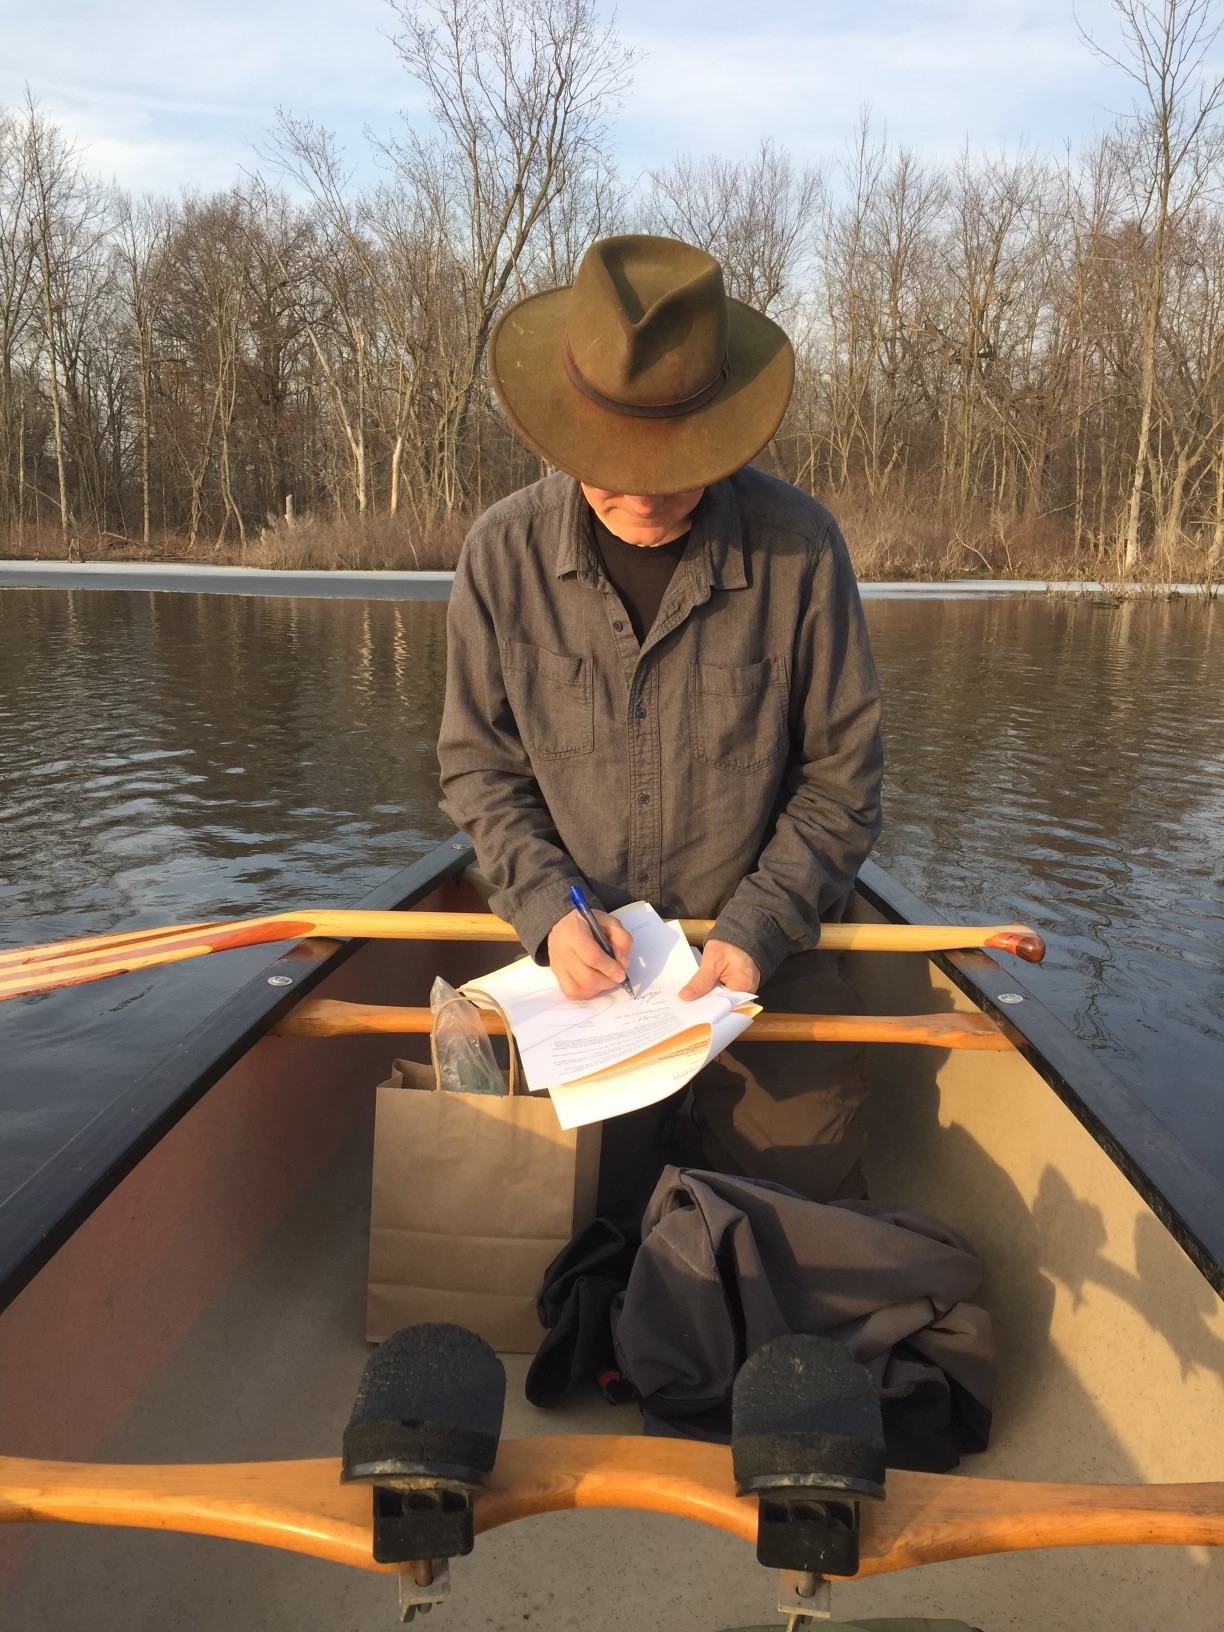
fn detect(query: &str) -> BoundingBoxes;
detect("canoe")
[0,832,1221,1630]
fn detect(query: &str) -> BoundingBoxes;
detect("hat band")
[562,339,728,420]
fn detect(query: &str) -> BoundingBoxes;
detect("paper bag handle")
[429,988,523,1096]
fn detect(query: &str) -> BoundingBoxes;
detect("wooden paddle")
[1,1439,1219,1577]
[0,910,1045,1003]
[274,999,1014,1050]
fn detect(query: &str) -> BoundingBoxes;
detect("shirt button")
[638,792,650,805]
[637,871,649,884]
[636,706,647,722]
[613,619,625,632]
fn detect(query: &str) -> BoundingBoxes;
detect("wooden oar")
[1,917,220,966]
[0,911,1046,1004]
[1,1440,1220,1577]
[274,1000,1014,1051]
[0,912,1047,972]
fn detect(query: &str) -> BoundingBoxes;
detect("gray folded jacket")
[611,1166,995,1469]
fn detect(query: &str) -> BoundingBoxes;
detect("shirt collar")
[692,479,748,591]
[555,476,747,590]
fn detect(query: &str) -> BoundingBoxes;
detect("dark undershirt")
[589,509,691,643]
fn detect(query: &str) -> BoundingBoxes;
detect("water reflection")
[869,597,1224,1170]
[0,591,450,1198]
[1,590,450,936]
[0,588,1221,1202]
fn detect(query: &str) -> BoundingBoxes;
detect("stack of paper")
[464,902,760,1129]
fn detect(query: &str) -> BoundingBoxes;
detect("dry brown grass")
[824,486,1219,590]
[3,493,1218,592]
[241,510,473,570]
[0,510,474,572]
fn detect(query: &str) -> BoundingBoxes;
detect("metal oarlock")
[371,1483,475,1565]
[341,1323,507,1621]
[779,1567,832,1625]
[397,1558,451,1623]
[732,1333,886,1631]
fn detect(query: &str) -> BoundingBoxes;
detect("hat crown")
[565,236,729,410]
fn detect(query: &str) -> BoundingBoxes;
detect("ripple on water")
[0,589,1221,1200]
[870,595,1224,1175]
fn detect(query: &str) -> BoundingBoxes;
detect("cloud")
[1,0,1156,197]
[613,0,1127,173]
[1,0,419,194]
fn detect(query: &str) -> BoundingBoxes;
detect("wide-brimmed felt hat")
[488,234,794,495]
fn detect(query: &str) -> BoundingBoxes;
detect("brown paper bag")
[365,989,600,1352]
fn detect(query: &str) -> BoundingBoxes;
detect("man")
[438,234,883,1209]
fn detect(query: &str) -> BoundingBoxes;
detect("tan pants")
[690,948,869,1203]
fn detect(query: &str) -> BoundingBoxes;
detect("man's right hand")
[547,908,634,1000]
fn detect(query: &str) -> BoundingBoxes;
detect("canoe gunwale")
[0,836,477,1316]
[856,858,1224,1296]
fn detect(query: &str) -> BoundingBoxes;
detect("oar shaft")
[0,909,1045,1004]
[273,999,1012,1050]
[0,912,1045,969]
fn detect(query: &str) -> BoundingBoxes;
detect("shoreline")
[0,559,1215,601]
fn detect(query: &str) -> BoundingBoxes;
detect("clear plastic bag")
[430,977,508,1095]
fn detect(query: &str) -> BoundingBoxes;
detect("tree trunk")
[40,266,70,536]
[138,326,152,547]
[1210,425,1224,573]
[1123,325,1157,572]
[1159,445,1190,558]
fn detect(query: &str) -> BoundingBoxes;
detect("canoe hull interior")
[0,865,1221,1629]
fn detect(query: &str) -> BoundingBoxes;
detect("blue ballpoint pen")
[569,883,635,999]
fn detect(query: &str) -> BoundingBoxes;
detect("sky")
[0,0,1181,199]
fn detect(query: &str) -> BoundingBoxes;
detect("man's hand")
[548,908,634,1001]
[679,939,760,1000]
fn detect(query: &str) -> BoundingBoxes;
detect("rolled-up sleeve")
[711,520,883,981]
[437,534,583,957]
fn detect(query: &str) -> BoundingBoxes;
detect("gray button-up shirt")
[437,468,883,983]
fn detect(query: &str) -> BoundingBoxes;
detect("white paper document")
[543,1004,758,1130]
[464,902,760,1129]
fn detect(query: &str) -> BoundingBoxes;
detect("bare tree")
[0,111,37,535]
[114,196,170,546]
[1082,0,1224,566]
[8,0,1224,575]
[382,0,636,504]
[23,98,81,538]
[647,139,822,315]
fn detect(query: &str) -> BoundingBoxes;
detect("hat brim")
[488,287,795,495]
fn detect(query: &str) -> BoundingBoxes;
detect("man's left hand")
[679,939,760,1000]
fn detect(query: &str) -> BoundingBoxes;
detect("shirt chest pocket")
[502,639,594,759]
[689,657,789,772]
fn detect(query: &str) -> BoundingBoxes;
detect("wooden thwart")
[1,1438,1220,1577]
[0,909,1045,1004]
[274,999,1014,1050]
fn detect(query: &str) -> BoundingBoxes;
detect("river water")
[1,588,1221,1206]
